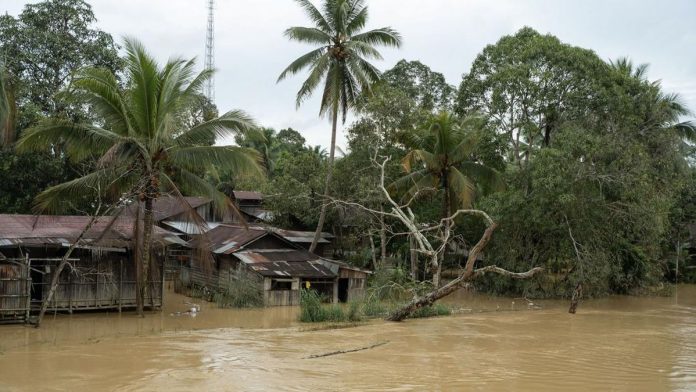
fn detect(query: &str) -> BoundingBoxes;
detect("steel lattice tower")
[204,0,215,102]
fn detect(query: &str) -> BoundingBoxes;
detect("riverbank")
[0,285,694,391]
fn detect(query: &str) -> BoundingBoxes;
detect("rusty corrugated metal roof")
[233,191,263,201]
[272,228,333,244]
[235,249,335,279]
[123,197,211,222]
[189,224,269,254]
[0,214,182,249]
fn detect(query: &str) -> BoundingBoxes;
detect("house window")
[271,279,293,290]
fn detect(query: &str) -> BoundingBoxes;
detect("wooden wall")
[0,247,165,322]
[0,260,30,323]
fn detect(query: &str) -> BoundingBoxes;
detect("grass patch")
[299,287,453,323]
[188,271,264,309]
[300,289,347,322]
[409,303,452,319]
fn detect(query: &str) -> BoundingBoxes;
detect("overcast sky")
[4,0,696,149]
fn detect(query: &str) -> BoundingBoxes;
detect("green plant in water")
[409,303,451,319]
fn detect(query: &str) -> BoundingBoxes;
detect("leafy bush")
[299,289,347,322]
[213,278,264,308]
[346,300,362,322]
[409,303,451,319]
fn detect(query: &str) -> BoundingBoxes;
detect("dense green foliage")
[0,0,122,212]
[457,28,695,295]
[1,0,694,300]
[278,28,695,296]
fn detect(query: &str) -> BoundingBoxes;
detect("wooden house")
[180,224,368,306]
[0,215,184,324]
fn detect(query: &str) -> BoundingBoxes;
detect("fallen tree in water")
[336,155,544,321]
[386,215,543,321]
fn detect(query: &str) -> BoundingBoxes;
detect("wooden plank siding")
[0,260,30,323]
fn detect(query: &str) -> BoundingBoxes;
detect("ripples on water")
[0,285,694,391]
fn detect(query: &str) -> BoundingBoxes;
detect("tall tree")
[18,39,262,315]
[0,0,122,211]
[0,0,121,120]
[278,0,401,252]
[392,112,503,286]
[456,27,606,164]
[381,59,455,112]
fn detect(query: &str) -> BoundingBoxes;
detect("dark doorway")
[338,278,349,303]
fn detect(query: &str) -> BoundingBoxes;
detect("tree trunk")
[380,205,387,266]
[137,196,155,317]
[389,223,497,321]
[309,108,339,253]
[410,234,418,281]
[568,283,582,314]
[387,222,544,322]
[433,184,451,288]
[369,234,378,270]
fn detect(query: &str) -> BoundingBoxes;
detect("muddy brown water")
[0,285,694,391]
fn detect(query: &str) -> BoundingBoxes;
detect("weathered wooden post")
[118,258,123,313]
[24,254,31,323]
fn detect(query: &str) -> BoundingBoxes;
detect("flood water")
[0,284,695,391]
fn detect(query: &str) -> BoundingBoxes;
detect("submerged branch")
[304,341,389,359]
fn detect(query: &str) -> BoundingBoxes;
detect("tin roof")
[236,249,335,278]
[124,197,211,222]
[233,191,263,201]
[0,214,183,249]
[190,224,270,254]
[161,220,222,235]
[272,228,333,244]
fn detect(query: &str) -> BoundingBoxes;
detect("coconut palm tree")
[278,0,401,252]
[391,112,504,287]
[610,57,695,143]
[17,38,263,315]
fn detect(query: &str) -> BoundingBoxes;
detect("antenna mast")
[204,0,215,102]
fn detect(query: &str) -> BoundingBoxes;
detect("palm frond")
[165,169,243,224]
[277,48,327,83]
[345,41,383,60]
[351,28,402,48]
[33,167,133,214]
[345,3,368,35]
[297,53,332,108]
[675,121,696,143]
[402,149,437,172]
[123,37,160,138]
[389,170,437,204]
[459,161,505,193]
[71,67,132,136]
[174,109,258,146]
[17,121,126,161]
[294,0,332,33]
[169,145,264,177]
[448,167,476,209]
[284,26,332,46]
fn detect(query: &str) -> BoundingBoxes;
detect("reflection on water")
[0,285,694,391]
